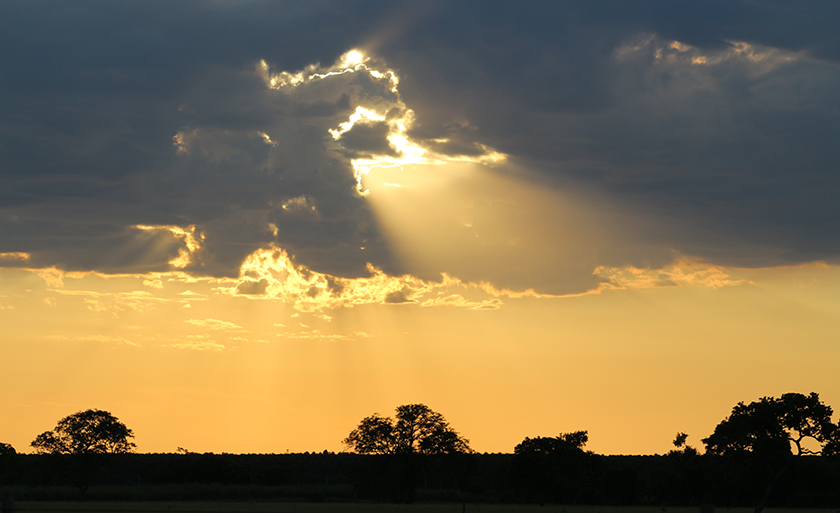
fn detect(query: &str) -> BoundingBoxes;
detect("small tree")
[702,392,839,513]
[344,404,471,455]
[663,433,706,505]
[31,409,135,496]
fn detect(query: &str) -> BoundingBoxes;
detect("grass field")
[10,504,840,513]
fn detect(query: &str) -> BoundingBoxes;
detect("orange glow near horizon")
[2,260,839,455]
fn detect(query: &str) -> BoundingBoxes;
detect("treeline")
[4,393,840,508]
[1,451,839,507]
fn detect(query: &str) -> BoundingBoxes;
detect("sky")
[1,0,839,456]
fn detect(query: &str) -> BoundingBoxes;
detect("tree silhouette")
[344,404,471,455]
[31,409,135,496]
[702,392,839,513]
[663,432,705,505]
[507,431,600,504]
[31,409,135,456]
[344,404,471,503]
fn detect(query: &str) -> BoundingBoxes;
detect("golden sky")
[3,4,840,456]
[2,255,839,454]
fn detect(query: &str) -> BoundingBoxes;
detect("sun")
[343,50,365,67]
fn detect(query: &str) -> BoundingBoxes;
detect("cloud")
[594,256,749,289]
[185,318,244,331]
[235,279,269,296]
[3,1,840,298]
[367,2,840,269]
[77,335,140,347]
[48,287,169,315]
[38,269,65,288]
[0,8,398,280]
[384,288,414,304]
[168,340,226,352]
[0,252,29,262]
[420,295,503,310]
[279,330,365,340]
[339,120,399,158]
[216,245,539,311]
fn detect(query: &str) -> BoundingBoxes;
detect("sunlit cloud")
[259,50,398,92]
[178,290,207,298]
[78,335,140,347]
[278,329,371,341]
[615,35,802,77]
[280,196,318,215]
[143,277,164,289]
[0,252,30,262]
[594,256,749,289]
[168,340,227,352]
[38,268,65,288]
[419,294,504,310]
[133,225,204,269]
[185,318,245,331]
[216,244,543,312]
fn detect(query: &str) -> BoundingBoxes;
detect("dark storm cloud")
[365,0,840,267]
[0,0,398,278]
[339,121,398,158]
[2,0,840,290]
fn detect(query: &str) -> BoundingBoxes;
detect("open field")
[10,504,840,513]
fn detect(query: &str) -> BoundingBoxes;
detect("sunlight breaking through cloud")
[133,225,204,269]
[259,50,507,193]
[218,245,516,311]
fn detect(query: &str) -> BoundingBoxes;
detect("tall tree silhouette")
[702,392,839,513]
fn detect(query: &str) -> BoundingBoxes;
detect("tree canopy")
[0,442,14,456]
[702,392,839,513]
[344,404,471,455]
[508,431,599,503]
[702,392,839,457]
[31,409,136,455]
[514,430,589,455]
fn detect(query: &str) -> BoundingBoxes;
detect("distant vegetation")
[1,393,838,510]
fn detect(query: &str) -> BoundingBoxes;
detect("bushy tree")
[31,409,135,496]
[514,431,589,455]
[702,392,839,513]
[0,443,14,456]
[344,404,471,503]
[703,392,838,458]
[31,409,135,455]
[508,431,600,504]
[344,404,471,455]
